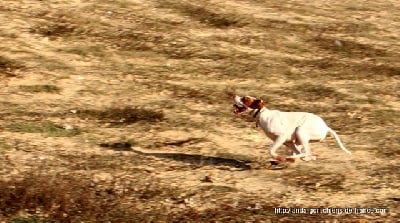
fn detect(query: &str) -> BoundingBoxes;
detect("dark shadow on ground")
[100,142,252,170]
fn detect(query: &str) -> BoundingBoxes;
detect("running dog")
[233,95,351,163]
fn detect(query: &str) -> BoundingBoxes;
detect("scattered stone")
[63,124,74,130]
[334,39,343,47]
[201,175,213,183]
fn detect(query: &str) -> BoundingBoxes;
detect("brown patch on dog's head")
[241,96,253,107]
[242,96,265,109]
[233,95,265,114]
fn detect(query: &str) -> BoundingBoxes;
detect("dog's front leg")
[269,135,288,162]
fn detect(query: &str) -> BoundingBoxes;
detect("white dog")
[233,95,351,162]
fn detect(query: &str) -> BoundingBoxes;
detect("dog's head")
[233,95,265,114]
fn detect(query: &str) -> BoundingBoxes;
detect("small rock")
[201,175,213,183]
[63,124,74,130]
[184,198,195,206]
[334,40,343,47]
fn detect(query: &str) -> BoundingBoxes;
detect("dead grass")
[156,0,247,28]
[0,168,362,222]
[18,85,61,94]
[313,36,389,58]
[76,107,164,126]
[0,169,181,222]
[31,22,77,38]
[6,121,80,137]
[281,166,347,192]
[61,45,105,57]
[288,83,346,101]
[0,55,23,77]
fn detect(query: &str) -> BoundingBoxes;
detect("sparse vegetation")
[156,1,246,28]
[0,168,366,222]
[62,45,105,57]
[0,169,180,222]
[7,121,80,137]
[76,107,164,126]
[290,83,346,101]
[0,55,23,77]
[18,85,61,94]
[0,0,398,221]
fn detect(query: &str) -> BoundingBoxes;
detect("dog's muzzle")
[233,104,247,114]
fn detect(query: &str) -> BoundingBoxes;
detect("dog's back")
[259,110,329,141]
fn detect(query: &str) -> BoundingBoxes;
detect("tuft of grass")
[0,143,13,152]
[9,217,54,223]
[199,185,238,193]
[370,109,399,126]
[371,165,400,187]
[62,45,105,57]
[164,83,232,104]
[31,21,77,38]
[313,37,388,58]
[282,167,346,192]
[18,85,61,94]
[0,170,181,222]
[0,55,23,76]
[6,121,80,137]
[99,141,134,151]
[76,107,164,126]
[156,1,246,28]
[111,29,164,52]
[289,83,346,101]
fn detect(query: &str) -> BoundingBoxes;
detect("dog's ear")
[250,99,265,109]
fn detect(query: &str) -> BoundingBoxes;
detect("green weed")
[18,85,61,94]
[6,121,80,137]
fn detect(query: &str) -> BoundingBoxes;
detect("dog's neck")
[250,107,268,127]
[251,107,267,118]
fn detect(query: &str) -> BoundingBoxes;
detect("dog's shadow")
[100,142,252,170]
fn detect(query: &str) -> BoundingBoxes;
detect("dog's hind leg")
[295,127,317,161]
[285,142,302,155]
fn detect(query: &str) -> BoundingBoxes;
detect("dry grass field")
[0,0,399,222]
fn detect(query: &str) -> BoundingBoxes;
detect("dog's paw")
[270,160,280,165]
[271,156,290,164]
[285,157,296,163]
[268,160,289,169]
[300,155,318,161]
[276,155,285,162]
[269,157,295,165]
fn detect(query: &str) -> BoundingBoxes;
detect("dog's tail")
[327,128,352,155]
